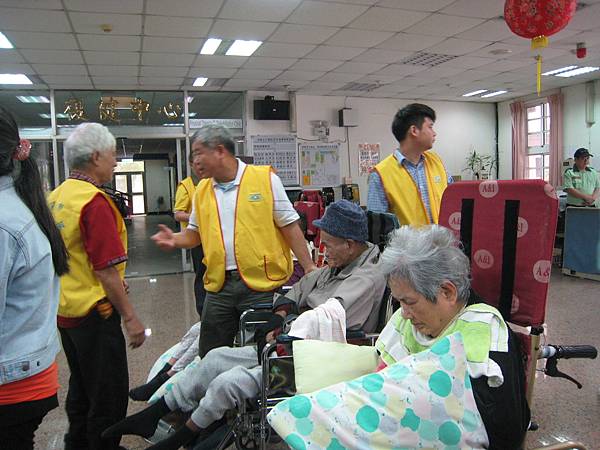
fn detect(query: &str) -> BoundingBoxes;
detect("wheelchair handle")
[539,345,598,360]
[538,345,597,389]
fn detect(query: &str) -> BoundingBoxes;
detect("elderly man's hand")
[304,263,318,274]
[151,224,176,251]
[124,316,146,348]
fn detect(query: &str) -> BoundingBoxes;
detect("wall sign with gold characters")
[157,102,182,120]
[130,97,150,121]
[64,98,88,121]
[98,97,120,123]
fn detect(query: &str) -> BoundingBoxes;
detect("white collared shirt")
[188,159,299,269]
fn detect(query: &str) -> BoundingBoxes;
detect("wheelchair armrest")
[346,329,366,340]
[276,334,303,344]
[252,302,275,310]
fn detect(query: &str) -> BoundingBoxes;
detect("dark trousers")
[198,271,274,357]
[0,395,57,450]
[191,245,207,317]
[0,413,44,450]
[59,310,129,450]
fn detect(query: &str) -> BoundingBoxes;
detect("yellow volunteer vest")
[174,176,196,229]
[374,151,448,226]
[48,179,127,318]
[195,165,293,292]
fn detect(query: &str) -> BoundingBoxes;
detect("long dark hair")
[0,107,69,275]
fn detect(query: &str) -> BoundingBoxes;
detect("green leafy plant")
[463,147,497,180]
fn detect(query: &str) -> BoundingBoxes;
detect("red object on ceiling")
[504,0,577,39]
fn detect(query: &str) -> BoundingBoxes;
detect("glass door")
[115,172,146,215]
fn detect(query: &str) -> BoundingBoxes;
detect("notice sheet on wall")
[251,135,299,186]
[299,142,340,187]
[358,142,380,175]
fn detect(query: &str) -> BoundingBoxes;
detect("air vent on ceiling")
[400,52,457,67]
[336,82,381,92]
[206,78,228,87]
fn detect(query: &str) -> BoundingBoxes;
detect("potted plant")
[463,148,497,180]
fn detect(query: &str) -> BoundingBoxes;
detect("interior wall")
[498,80,600,183]
[144,159,172,214]
[246,91,497,204]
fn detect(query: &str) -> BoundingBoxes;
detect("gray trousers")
[199,271,274,357]
[164,346,261,428]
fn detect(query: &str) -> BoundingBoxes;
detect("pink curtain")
[548,93,564,187]
[510,101,527,180]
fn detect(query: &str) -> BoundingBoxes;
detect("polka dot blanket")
[267,332,488,449]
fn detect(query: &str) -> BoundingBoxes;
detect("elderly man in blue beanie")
[103,200,386,450]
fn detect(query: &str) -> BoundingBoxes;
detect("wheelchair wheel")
[234,426,270,450]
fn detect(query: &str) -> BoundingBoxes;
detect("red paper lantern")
[504,0,577,41]
[504,0,577,95]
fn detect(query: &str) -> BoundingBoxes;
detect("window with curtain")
[526,101,551,181]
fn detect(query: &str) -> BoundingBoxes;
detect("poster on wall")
[299,142,340,187]
[358,142,380,176]
[250,135,299,186]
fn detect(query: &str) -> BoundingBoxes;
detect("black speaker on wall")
[253,96,290,120]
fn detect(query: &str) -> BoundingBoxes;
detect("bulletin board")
[250,134,299,186]
[299,142,340,187]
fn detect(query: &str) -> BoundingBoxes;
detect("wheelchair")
[214,181,596,450]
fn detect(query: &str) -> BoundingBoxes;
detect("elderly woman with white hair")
[374,225,530,449]
[48,122,146,450]
[267,225,531,450]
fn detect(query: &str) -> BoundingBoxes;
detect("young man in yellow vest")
[48,123,146,450]
[367,103,452,226]
[152,125,316,357]
[173,151,206,317]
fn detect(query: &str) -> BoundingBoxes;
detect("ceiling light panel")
[193,77,208,86]
[200,38,222,55]
[0,74,33,84]
[226,40,262,56]
[480,90,507,98]
[0,31,14,48]
[555,66,600,77]
[542,66,578,76]
[462,89,488,97]
[17,95,50,103]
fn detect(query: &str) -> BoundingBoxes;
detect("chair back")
[439,180,558,328]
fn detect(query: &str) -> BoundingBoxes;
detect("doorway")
[115,171,146,215]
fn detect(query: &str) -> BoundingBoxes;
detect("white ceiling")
[1,0,600,102]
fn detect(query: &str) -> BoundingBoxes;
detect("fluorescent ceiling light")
[17,95,50,103]
[193,77,208,87]
[40,113,68,119]
[0,31,13,48]
[542,66,578,76]
[162,123,184,127]
[226,40,262,56]
[0,74,33,85]
[462,89,488,97]
[40,113,69,119]
[200,38,222,55]
[556,66,600,78]
[481,90,507,98]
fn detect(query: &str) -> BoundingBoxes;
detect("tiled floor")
[125,214,188,277]
[35,235,600,449]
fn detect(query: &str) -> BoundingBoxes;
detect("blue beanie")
[313,199,368,242]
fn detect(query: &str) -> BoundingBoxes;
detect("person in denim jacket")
[0,107,69,450]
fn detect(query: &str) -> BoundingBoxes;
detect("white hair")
[65,122,116,170]
[190,125,235,155]
[380,225,471,303]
